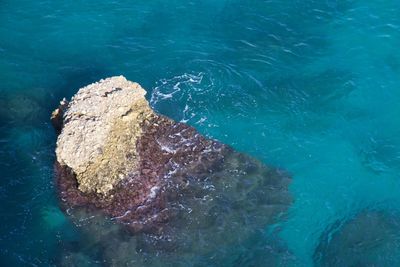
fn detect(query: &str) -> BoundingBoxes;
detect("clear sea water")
[1,0,400,266]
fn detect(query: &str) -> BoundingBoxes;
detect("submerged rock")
[53,76,293,265]
[51,98,69,133]
[0,91,47,125]
[314,210,400,267]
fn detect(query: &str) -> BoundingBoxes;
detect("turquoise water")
[1,0,400,266]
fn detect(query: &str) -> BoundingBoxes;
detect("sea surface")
[1,0,400,266]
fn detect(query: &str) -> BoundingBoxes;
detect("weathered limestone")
[53,76,292,238]
[55,77,151,196]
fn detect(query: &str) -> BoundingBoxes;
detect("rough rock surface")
[53,76,293,239]
[55,77,152,196]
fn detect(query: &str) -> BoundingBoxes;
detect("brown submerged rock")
[54,76,294,265]
[51,97,69,133]
[314,210,400,267]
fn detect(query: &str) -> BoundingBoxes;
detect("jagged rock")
[53,76,293,244]
[51,98,69,133]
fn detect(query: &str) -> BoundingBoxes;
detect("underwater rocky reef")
[53,76,294,266]
[314,209,400,267]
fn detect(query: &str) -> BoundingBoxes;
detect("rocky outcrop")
[53,76,292,240]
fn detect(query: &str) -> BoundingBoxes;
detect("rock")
[53,76,292,245]
[51,98,69,133]
[0,91,47,125]
[314,210,400,267]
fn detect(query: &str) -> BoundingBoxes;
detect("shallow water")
[1,0,400,266]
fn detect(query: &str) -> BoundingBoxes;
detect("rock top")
[55,76,151,196]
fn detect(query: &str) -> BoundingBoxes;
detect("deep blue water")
[1,0,400,266]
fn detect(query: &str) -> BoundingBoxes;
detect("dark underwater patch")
[314,209,400,267]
